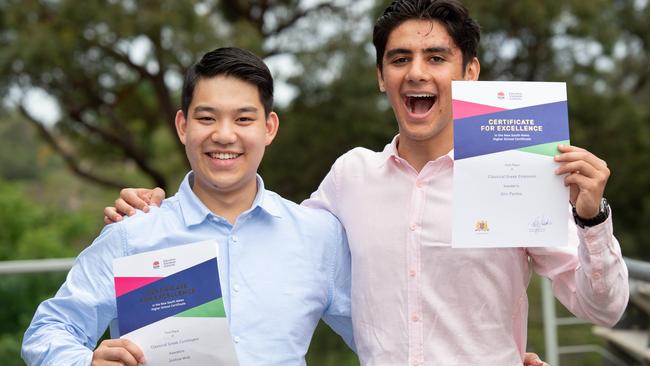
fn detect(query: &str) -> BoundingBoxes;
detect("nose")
[406,57,431,83]
[210,121,237,145]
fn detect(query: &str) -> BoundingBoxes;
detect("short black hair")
[373,0,480,71]
[181,47,274,117]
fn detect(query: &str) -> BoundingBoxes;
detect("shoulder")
[328,146,386,182]
[119,197,179,230]
[266,191,343,233]
[114,195,184,244]
[334,146,382,167]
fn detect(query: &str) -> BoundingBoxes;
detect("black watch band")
[572,198,610,228]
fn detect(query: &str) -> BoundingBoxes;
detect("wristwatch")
[572,198,610,228]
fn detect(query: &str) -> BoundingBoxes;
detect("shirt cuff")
[577,215,615,255]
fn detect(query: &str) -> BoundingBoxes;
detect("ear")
[264,111,280,146]
[463,57,480,81]
[376,67,386,92]
[175,110,188,145]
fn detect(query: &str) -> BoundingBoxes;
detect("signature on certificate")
[529,215,552,233]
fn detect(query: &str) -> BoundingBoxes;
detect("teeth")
[407,94,435,98]
[208,152,240,160]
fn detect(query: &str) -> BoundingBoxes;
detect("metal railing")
[543,257,650,365]
[4,256,649,365]
[0,257,74,274]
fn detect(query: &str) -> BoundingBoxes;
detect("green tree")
[0,0,350,191]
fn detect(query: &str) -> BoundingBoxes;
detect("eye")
[236,116,255,124]
[391,57,409,65]
[196,116,215,124]
[430,55,445,63]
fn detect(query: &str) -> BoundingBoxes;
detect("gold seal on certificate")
[452,81,570,248]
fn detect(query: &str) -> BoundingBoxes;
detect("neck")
[397,132,453,173]
[192,178,258,225]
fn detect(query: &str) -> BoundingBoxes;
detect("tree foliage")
[0,0,350,191]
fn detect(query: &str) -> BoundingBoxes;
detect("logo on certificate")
[474,220,490,232]
[152,260,160,269]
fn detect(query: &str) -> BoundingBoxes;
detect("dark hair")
[181,47,274,117]
[373,0,480,71]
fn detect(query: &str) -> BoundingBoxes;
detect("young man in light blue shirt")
[22,47,354,366]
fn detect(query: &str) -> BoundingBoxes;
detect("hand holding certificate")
[452,81,570,248]
[113,240,239,365]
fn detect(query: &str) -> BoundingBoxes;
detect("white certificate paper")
[452,81,570,248]
[113,240,239,365]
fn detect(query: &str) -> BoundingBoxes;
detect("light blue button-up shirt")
[22,173,354,365]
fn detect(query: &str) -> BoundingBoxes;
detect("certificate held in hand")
[113,240,239,365]
[452,81,570,248]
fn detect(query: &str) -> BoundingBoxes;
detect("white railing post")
[542,278,560,366]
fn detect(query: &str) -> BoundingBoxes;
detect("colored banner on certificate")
[113,240,239,365]
[452,81,570,248]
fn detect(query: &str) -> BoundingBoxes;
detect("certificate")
[113,240,239,365]
[452,81,570,248]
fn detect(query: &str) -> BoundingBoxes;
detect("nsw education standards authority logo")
[152,258,176,269]
[474,220,490,232]
[497,90,524,101]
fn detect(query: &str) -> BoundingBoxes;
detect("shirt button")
[409,224,417,231]
[409,270,416,277]
[416,181,424,188]
[231,235,238,243]
[233,284,240,292]
[411,314,419,322]
[593,272,601,280]
[233,336,240,343]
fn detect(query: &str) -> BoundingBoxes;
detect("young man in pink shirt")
[105,1,628,364]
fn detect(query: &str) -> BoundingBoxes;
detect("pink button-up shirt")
[303,136,629,366]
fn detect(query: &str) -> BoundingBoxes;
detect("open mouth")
[405,94,437,115]
[207,152,242,160]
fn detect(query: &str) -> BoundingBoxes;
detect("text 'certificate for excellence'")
[113,240,239,365]
[452,81,570,248]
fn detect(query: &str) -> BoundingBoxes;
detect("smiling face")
[176,75,278,206]
[378,19,479,161]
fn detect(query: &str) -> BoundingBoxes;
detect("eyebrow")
[237,106,259,113]
[192,105,259,114]
[385,46,454,59]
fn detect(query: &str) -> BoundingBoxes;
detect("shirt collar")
[177,172,282,227]
[379,135,455,168]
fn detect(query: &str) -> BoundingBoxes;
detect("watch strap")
[572,198,610,228]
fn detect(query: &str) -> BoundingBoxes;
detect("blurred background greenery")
[1,0,648,364]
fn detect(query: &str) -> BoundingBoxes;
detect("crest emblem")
[474,220,489,232]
